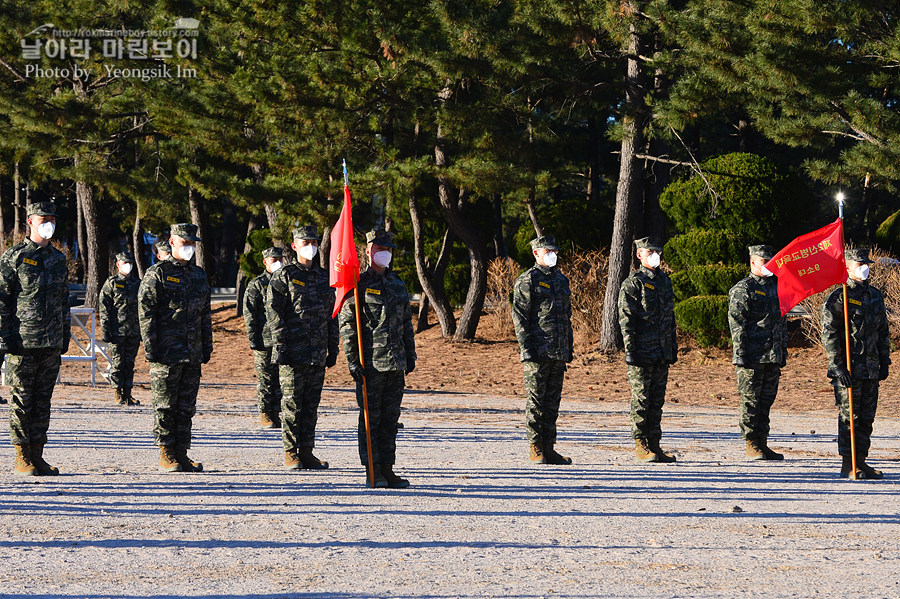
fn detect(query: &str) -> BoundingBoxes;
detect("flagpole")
[838,192,859,480]
[346,160,376,488]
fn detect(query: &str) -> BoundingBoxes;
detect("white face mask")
[177,244,195,261]
[541,251,558,268]
[267,260,283,273]
[760,265,774,277]
[298,245,318,261]
[119,263,133,275]
[646,252,661,268]
[373,250,393,268]
[37,222,55,240]
[855,264,870,280]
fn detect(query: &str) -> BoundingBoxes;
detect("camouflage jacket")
[243,270,274,350]
[511,264,574,363]
[266,262,338,366]
[339,267,416,372]
[618,266,677,365]
[99,273,140,340]
[138,256,213,365]
[821,279,890,380]
[0,239,70,353]
[727,274,787,367]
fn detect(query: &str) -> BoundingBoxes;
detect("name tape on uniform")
[292,279,305,286]
[366,288,381,295]
[22,258,38,266]
[167,276,180,283]
[643,282,655,290]
[539,281,551,289]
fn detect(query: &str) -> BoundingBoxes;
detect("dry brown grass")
[485,257,521,339]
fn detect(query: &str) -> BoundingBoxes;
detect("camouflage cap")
[366,230,397,248]
[749,245,774,260]
[262,246,284,259]
[635,236,663,252]
[292,225,320,241]
[170,223,201,242]
[26,201,56,217]
[845,248,875,264]
[530,236,560,252]
[115,251,134,263]
[154,239,171,254]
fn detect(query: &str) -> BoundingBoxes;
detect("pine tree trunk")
[409,189,456,337]
[235,214,260,317]
[76,174,107,310]
[13,162,22,240]
[599,25,647,352]
[492,193,507,258]
[526,193,545,238]
[76,190,86,281]
[435,112,486,341]
[132,203,145,279]
[319,224,331,270]
[587,117,602,209]
[0,175,5,252]
[188,187,213,278]
[218,197,237,284]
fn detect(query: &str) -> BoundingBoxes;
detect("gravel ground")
[2,382,900,598]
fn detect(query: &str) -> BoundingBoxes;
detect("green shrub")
[674,295,730,348]
[664,229,747,270]
[659,152,812,246]
[688,264,747,296]
[238,229,275,280]
[876,208,900,253]
[670,271,696,302]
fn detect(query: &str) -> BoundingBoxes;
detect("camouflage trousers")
[523,359,567,445]
[150,362,202,447]
[736,364,781,441]
[254,349,282,417]
[280,364,325,451]
[834,379,879,458]
[108,336,140,390]
[7,349,61,446]
[627,362,669,440]
[355,368,404,465]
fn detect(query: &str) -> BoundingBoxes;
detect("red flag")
[329,184,361,318]
[765,219,847,316]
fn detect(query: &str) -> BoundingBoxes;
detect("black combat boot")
[648,436,676,463]
[380,464,410,488]
[840,455,864,479]
[364,464,388,488]
[543,444,573,465]
[857,457,884,480]
[759,436,784,460]
[175,445,203,472]
[115,388,128,405]
[298,449,329,470]
[124,388,140,406]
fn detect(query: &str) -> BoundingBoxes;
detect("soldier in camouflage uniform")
[339,230,416,488]
[139,223,213,473]
[728,245,788,461]
[821,248,890,479]
[155,239,171,262]
[512,235,574,465]
[244,246,284,429]
[618,237,678,463]
[0,202,70,476]
[267,226,339,470]
[99,251,141,407]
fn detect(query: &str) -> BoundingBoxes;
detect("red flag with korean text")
[329,184,360,318]
[765,219,847,316]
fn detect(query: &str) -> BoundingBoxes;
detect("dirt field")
[2,303,900,597]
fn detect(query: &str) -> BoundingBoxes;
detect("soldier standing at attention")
[339,230,416,488]
[139,223,212,473]
[99,251,141,407]
[728,245,787,460]
[0,201,70,476]
[512,235,574,465]
[244,246,284,429]
[155,239,171,262]
[822,248,890,479]
[267,226,338,470]
[618,237,678,463]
